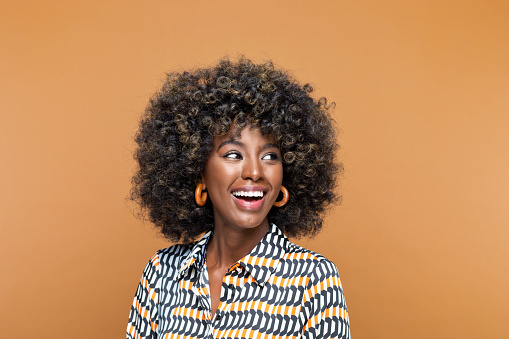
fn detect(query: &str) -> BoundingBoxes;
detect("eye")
[224,151,242,160]
[262,152,280,161]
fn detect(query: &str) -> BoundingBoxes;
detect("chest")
[157,265,308,339]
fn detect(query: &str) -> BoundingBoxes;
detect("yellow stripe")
[171,307,208,320]
[133,299,151,324]
[243,255,279,268]
[126,324,140,339]
[284,251,317,261]
[302,275,342,305]
[150,254,160,267]
[164,333,202,339]
[214,327,298,339]
[301,306,349,334]
[267,275,310,288]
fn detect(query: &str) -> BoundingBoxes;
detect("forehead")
[214,126,278,145]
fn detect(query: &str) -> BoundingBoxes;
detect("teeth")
[232,191,264,198]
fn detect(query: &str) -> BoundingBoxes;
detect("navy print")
[127,224,350,339]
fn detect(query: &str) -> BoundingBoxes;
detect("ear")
[200,176,207,190]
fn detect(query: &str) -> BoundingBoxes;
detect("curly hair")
[131,56,341,243]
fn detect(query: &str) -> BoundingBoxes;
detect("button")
[215,314,221,321]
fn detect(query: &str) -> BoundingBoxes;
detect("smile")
[231,189,267,210]
[232,191,264,198]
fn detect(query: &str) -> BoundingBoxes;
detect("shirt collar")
[238,223,288,286]
[176,224,289,286]
[176,230,211,280]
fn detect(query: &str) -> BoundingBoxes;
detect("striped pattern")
[127,224,350,339]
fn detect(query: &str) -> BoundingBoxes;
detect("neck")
[206,220,270,270]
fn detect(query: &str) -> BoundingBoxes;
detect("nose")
[241,156,263,181]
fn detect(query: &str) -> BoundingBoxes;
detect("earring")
[273,185,289,207]
[195,183,207,206]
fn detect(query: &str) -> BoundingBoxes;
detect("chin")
[222,215,270,231]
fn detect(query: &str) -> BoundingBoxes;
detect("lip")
[231,186,268,211]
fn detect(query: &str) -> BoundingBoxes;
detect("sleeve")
[300,259,351,339]
[126,253,161,339]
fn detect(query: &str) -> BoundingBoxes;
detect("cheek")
[275,163,284,180]
[268,165,284,186]
[203,163,239,197]
[203,160,231,185]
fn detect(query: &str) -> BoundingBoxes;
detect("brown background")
[1,1,508,338]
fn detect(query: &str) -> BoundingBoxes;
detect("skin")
[200,126,283,317]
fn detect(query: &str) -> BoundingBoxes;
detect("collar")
[175,230,211,281]
[176,224,289,286]
[237,223,288,286]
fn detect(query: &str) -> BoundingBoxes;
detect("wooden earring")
[195,183,207,206]
[273,185,289,207]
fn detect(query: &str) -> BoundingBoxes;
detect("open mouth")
[231,190,265,202]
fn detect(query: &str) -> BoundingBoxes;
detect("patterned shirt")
[127,224,350,339]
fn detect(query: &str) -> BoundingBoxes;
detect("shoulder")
[155,242,193,264]
[276,240,343,287]
[150,242,194,272]
[285,243,348,308]
[289,246,350,338]
[138,242,194,280]
[284,241,340,271]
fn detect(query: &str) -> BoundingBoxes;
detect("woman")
[127,57,350,339]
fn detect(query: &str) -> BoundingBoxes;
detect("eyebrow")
[216,139,279,152]
[217,140,243,152]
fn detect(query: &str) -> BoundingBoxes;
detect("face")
[201,127,283,233]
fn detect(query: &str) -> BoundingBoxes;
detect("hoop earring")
[273,185,289,207]
[195,184,207,207]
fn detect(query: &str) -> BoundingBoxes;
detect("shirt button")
[215,314,221,321]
